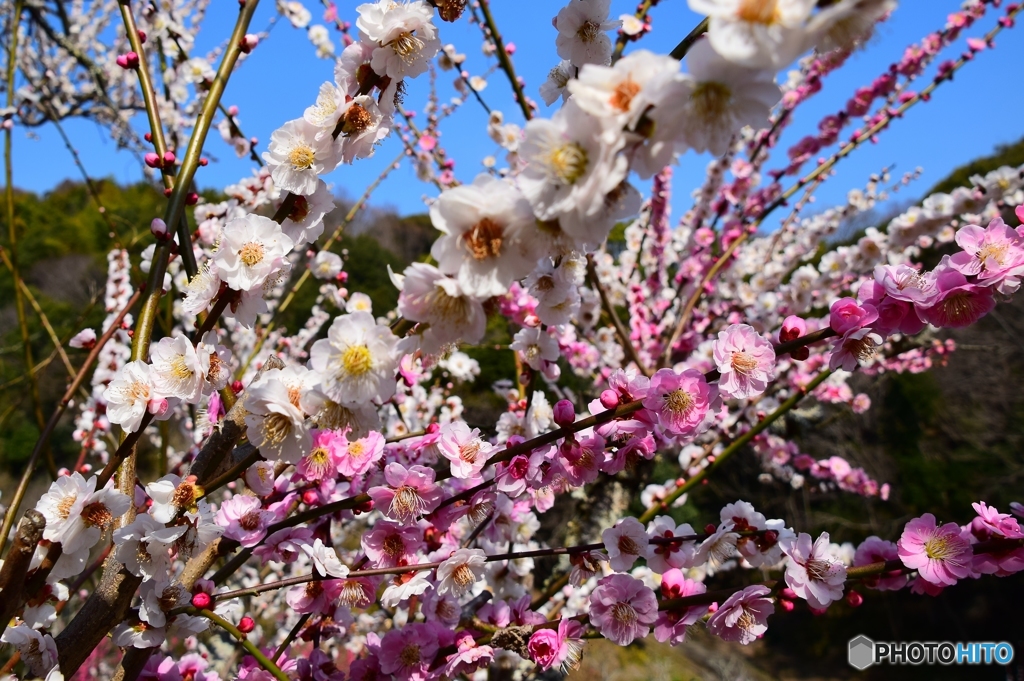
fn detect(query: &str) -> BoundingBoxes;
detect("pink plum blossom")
[712,324,776,399]
[602,517,649,572]
[588,574,659,646]
[368,463,444,525]
[653,570,708,645]
[829,297,878,335]
[853,536,907,590]
[527,618,584,671]
[917,266,996,329]
[779,532,847,609]
[706,584,775,645]
[216,495,274,547]
[897,513,972,586]
[642,368,718,437]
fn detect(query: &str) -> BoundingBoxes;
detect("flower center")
[169,354,194,380]
[924,536,961,562]
[546,143,588,185]
[305,447,332,478]
[977,242,1009,268]
[399,643,421,667]
[340,579,369,607]
[452,563,476,587]
[391,31,424,61]
[664,388,695,415]
[57,493,78,519]
[341,345,373,376]
[348,441,366,457]
[805,557,834,582]
[737,0,780,24]
[343,103,373,135]
[239,241,265,267]
[737,607,756,631]
[81,501,113,528]
[691,81,733,123]
[305,580,324,599]
[610,76,641,112]
[845,335,877,363]
[426,285,472,322]
[458,440,482,463]
[464,217,504,260]
[122,379,151,404]
[261,412,293,446]
[617,534,642,555]
[239,511,262,531]
[288,144,316,170]
[576,20,601,43]
[288,195,310,223]
[610,602,638,627]
[382,533,405,557]
[731,351,759,376]
[390,485,425,520]
[173,482,202,512]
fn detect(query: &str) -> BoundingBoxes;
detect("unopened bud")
[553,399,575,427]
[191,592,212,609]
[231,380,244,394]
[237,616,255,633]
[704,523,717,535]
[228,105,240,116]
[199,157,209,166]
[185,192,199,205]
[137,29,147,43]
[302,489,319,505]
[846,590,864,607]
[1,120,12,131]
[144,132,152,142]
[240,34,259,53]
[116,52,140,69]
[150,218,169,240]
[599,389,619,411]
[780,315,807,343]
[144,152,161,168]
[163,188,173,197]
[162,151,176,166]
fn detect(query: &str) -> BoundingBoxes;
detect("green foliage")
[928,136,1024,196]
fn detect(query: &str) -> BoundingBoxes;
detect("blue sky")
[12,1,1024,224]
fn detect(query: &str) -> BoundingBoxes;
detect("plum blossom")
[645,516,698,573]
[897,513,972,586]
[262,118,342,196]
[243,369,312,465]
[917,266,996,329]
[37,472,130,555]
[214,215,294,292]
[780,531,847,609]
[555,0,620,67]
[713,323,775,399]
[437,421,494,479]
[1,623,58,677]
[216,495,274,547]
[653,570,708,644]
[511,326,561,371]
[588,573,659,646]
[104,361,165,433]
[690,0,816,69]
[706,584,775,644]
[368,462,444,524]
[362,521,424,567]
[357,0,441,81]
[397,263,488,353]
[643,368,718,437]
[437,548,488,595]
[602,517,649,571]
[528,618,585,671]
[309,311,399,406]
[378,622,440,681]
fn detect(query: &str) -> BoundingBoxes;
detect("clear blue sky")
[12,1,1024,223]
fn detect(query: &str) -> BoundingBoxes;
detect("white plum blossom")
[309,311,399,406]
[213,215,294,293]
[357,0,441,80]
[281,179,336,245]
[1,623,58,677]
[430,175,540,299]
[555,0,621,67]
[36,472,131,555]
[263,118,342,196]
[104,360,163,433]
[689,0,816,69]
[568,50,681,131]
[150,335,204,402]
[181,262,220,316]
[518,100,629,248]
[244,368,314,464]
[436,548,488,596]
[397,263,488,354]
[301,538,352,577]
[113,514,185,579]
[346,292,374,314]
[304,81,346,132]
[337,95,391,163]
[603,517,649,572]
[511,326,561,371]
[674,40,781,157]
[196,331,233,393]
[539,60,574,106]
[311,250,343,280]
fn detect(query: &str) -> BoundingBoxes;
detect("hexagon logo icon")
[848,635,875,670]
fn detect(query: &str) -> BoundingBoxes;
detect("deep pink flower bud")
[231,380,244,394]
[144,132,152,142]
[144,152,161,168]
[137,29,147,43]
[553,399,575,427]
[1016,205,1024,225]
[704,524,717,535]
[185,192,199,205]
[163,188,172,197]
[240,34,259,53]
[599,390,619,410]
[505,42,516,55]
[302,489,318,505]
[846,590,864,607]
[191,592,212,609]
[779,598,795,612]
[162,151,176,166]
[228,105,240,116]
[150,218,169,240]
[237,616,255,633]
[116,52,139,69]
[199,157,209,166]
[780,315,807,343]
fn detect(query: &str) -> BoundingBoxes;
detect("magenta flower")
[559,435,605,487]
[706,584,775,645]
[828,297,878,335]
[950,217,1024,292]
[443,631,495,677]
[286,578,343,614]
[779,532,846,609]
[215,495,274,547]
[297,429,343,481]
[361,520,424,568]
[969,502,1024,576]
[916,267,995,329]
[588,574,659,646]
[853,536,907,591]
[653,569,708,645]
[897,513,972,586]
[378,622,440,681]
[642,368,717,437]
[253,527,314,564]
[528,618,584,671]
[336,431,385,478]
[368,463,444,525]
[712,324,776,400]
[874,264,940,306]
